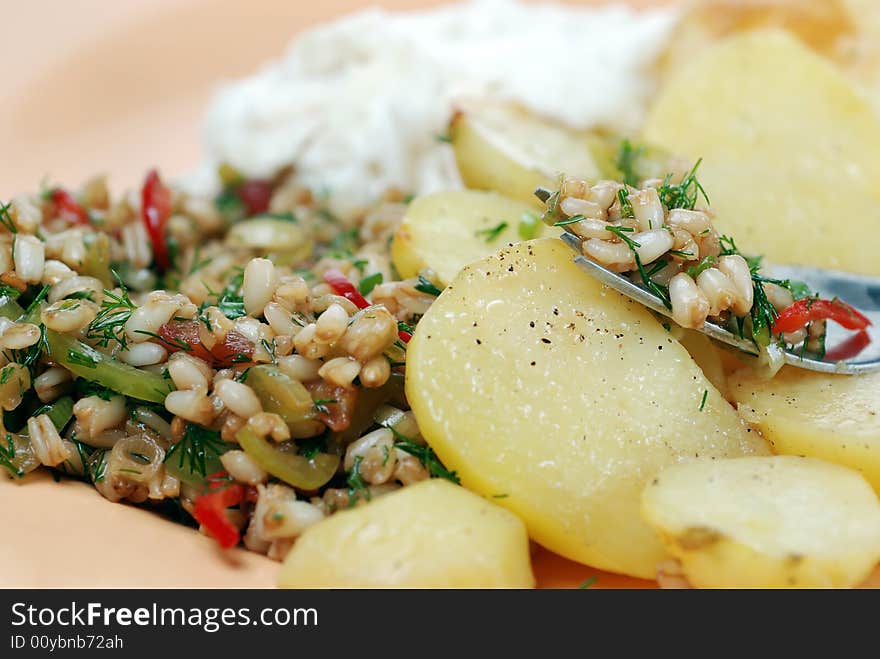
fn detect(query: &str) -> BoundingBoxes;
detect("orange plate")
[2,0,666,589]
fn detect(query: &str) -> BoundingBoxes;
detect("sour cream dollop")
[186,0,677,215]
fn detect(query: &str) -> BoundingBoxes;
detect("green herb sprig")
[475,222,508,243]
[657,159,709,211]
[606,226,672,310]
[388,427,460,484]
[86,272,136,349]
[164,423,227,479]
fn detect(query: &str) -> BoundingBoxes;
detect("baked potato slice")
[449,101,603,205]
[730,366,880,492]
[406,238,769,579]
[279,479,534,588]
[391,189,556,285]
[644,29,880,276]
[642,456,880,588]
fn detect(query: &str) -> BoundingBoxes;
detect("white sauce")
[186,0,677,215]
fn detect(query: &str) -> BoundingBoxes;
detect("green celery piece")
[45,330,172,403]
[42,396,74,432]
[0,295,24,321]
[237,426,339,491]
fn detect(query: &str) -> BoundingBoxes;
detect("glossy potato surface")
[406,238,769,578]
[449,102,601,205]
[730,367,880,492]
[645,30,880,275]
[391,190,555,285]
[279,479,534,588]
[643,456,880,588]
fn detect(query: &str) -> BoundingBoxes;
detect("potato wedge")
[449,102,602,205]
[642,456,880,587]
[729,366,880,492]
[644,30,880,276]
[406,238,769,579]
[391,189,557,285]
[278,479,534,588]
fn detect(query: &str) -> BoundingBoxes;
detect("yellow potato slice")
[729,366,880,492]
[676,329,730,401]
[449,101,602,205]
[644,29,880,276]
[391,189,557,285]
[642,456,880,588]
[406,238,768,579]
[278,479,534,588]
[658,0,854,78]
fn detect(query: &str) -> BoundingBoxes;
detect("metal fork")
[557,231,880,375]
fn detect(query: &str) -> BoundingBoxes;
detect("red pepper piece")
[193,480,244,549]
[141,169,173,272]
[236,179,273,217]
[157,321,254,367]
[210,329,255,367]
[50,188,91,226]
[323,269,413,342]
[157,320,215,362]
[306,380,358,432]
[772,297,872,335]
[323,268,370,310]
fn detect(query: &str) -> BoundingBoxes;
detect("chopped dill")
[4,323,47,378]
[616,139,643,188]
[718,236,781,347]
[67,348,97,369]
[553,214,585,227]
[133,329,191,352]
[606,225,672,310]
[414,276,442,297]
[299,434,327,461]
[87,447,108,483]
[475,221,508,243]
[74,379,115,401]
[434,132,453,144]
[685,255,716,279]
[346,455,371,506]
[66,290,95,302]
[388,427,460,484]
[23,285,49,318]
[0,201,17,234]
[618,188,634,219]
[657,159,709,211]
[0,434,23,478]
[313,398,338,416]
[699,389,708,412]
[358,272,383,296]
[259,211,297,222]
[164,423,227,479]
[85,271,136,349]
[0,284,21,300]
[260,338,277,362]
[577,576,598,590]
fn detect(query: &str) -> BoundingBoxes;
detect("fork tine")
[534,187,553,203]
